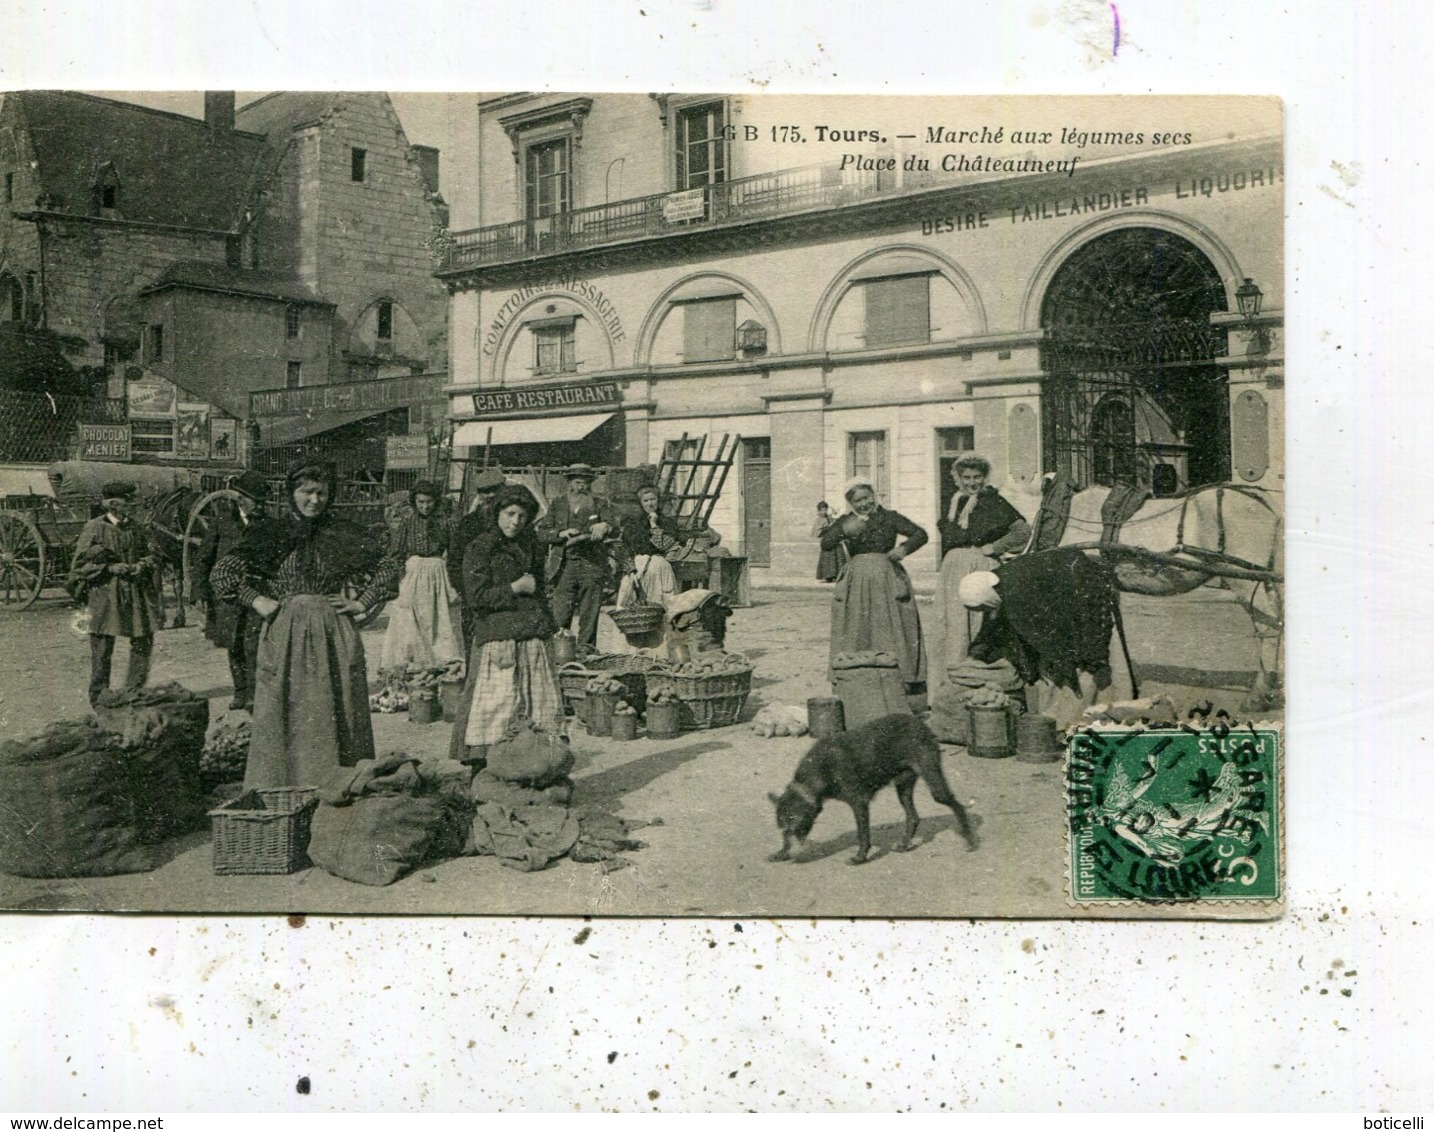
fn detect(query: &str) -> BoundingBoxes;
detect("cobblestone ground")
[0,582,1278,916]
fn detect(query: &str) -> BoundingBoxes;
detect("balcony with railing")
[440,161,964,274]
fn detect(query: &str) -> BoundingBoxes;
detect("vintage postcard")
[0,91,1283,918]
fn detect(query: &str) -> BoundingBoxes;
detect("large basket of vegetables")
[559,653,659,716]
[645,653,753,730]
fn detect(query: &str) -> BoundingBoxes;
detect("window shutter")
[865,275,931,347]
[683,297,736,362]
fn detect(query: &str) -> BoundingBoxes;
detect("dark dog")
[768,714,979,865]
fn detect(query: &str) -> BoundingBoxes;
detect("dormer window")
[91,163,120,214]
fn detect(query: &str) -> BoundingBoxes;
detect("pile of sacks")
[0,683,209,878]
[200,717,251,793]
[304,723,655,885]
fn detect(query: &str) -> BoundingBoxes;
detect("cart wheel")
[0,511,46,609]
[183,489,241,606]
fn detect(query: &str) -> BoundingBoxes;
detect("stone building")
[0,90,448,475]
[438,94,1283,583]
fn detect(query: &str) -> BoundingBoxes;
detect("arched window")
[1040,227,1229,490]
[91,163,120,214]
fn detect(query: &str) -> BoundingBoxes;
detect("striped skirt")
[449,636,565,757]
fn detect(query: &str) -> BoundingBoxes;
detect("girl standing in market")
[212,460,401,790]
[820,478,929,691]
[378,479,463,674]
[811,500,843,583]
[448,483,565,764]
[929,454,1032,694]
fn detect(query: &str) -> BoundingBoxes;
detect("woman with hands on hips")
[212,460,401,789]
[820,478,929,691]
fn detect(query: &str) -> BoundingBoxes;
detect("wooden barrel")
[966,705,1016,758]
[551,634,578,666]
[408,687,441,725]
[646,699,682,739]
[1016,714,1064,763]
[807,696,846,738]
[611,713,638,741]
[585,692,617,736]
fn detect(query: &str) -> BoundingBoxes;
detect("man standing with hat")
[447,466,508,655]
[535,463,624,655]
[68,480,161,707]
[193,471,272,710]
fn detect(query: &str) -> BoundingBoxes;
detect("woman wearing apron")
[212,460,401,790]
[379,479,462,673]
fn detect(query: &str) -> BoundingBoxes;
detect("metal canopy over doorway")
[1040,227,1230,494]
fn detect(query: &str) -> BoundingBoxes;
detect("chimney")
[411,144,441,197]
[204,91,235,134]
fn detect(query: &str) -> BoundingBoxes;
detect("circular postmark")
[1067,720,1281,903]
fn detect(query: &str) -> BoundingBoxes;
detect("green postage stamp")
[1067,720,1282,904]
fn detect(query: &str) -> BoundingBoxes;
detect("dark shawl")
[968,548,1117,693]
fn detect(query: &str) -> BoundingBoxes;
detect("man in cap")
[193,470,272,710]
[447,466,507,654]
[535,463,624,654]
[68,481,161,707]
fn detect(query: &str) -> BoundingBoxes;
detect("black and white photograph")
[2,0,1430,1113]
[0,90,1285,917]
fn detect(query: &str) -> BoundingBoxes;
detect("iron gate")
[1039,227,1232,492]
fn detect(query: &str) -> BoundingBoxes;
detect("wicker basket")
[607,602,666,638]
[209,787,319,875]
[645,664,753,730]
[559,654,659,716]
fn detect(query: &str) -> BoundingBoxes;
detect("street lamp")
[1235,277,1263,321]
[736,319,768,355]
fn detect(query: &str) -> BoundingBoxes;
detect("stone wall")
[252,93,448,385]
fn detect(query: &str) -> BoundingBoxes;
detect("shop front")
[441,126,1283,585]
[448,378,626,474]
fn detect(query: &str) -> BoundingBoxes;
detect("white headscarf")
[958,570,1001,609]
[843,476,875,502]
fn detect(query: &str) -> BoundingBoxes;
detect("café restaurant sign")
[462,380,622,420]
[79,423,132,461]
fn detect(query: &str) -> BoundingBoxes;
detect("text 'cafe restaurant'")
[439,133,1283,584]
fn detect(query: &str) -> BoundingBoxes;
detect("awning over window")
[260,408,387,449]
[453,412,614,448]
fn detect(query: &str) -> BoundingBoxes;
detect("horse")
[1027,479,1284,709]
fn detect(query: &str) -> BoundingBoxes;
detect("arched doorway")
[1040,227,1230,492]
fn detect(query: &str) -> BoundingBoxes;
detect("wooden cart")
[0,494,92,609]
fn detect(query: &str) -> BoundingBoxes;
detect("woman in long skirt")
[820,478,929,690]
[212,460,401,790]
[929,454,1031,703]
[379,479,462,673]
[448,484,565,764]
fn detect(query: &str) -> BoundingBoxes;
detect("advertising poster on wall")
[209,417,238,462]
[126,372,177,417]
[174,404,210,459]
